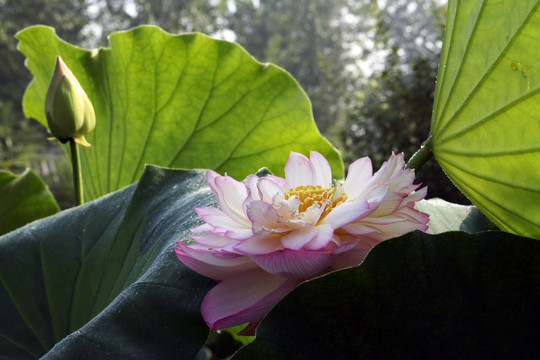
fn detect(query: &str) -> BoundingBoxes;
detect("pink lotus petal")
[258,177,285,204]
[212,173,249,224]
[205,169,220,192]
[309,151,332,187]
[370,153,404,186]
[330,248,371,270]
[341,222,381,235]
[265,174,288,190]
[251,248,333,279]
[191,223,213,233]
[343,157,372,199]
[368,193,403,217]
[191,233,231,247]
[303,224,335,250]
[222,228,255,241]
[322,200,370,229]
[368,219,427,240]
[202,268,298,330]
[364,184,388,205]
[175,243,257,280]
[285,152,315,189]
[195,207,249,232]
[361,215,408,225]
[244,174,262,202]
[386,171,416,194]
[400,205,430,225]
[246,200,280,234]
[297,203,324,225]
[233,234,283,255]
[236,320,261,336]
[280,226,318,250]
[405,187,428,204]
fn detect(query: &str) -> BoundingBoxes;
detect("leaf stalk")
[405,135,433,173]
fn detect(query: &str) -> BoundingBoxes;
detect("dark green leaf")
[0,166,215,359]
[234,230,540,359]
[0,169,59,236]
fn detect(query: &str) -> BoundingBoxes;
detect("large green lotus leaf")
[431,0,540,237]
[0,169,59,236]
[0,166,215,358]
[233,230,540,359]
[16,25,343,201]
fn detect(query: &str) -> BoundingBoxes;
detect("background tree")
[342,0,466,203]
[86,0,228,46]
[227,0,373,145]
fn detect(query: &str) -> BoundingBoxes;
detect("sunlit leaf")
[431,0,540,237]
[0,166,214,358]
[415,198,496,234]
[233,230,540,359]
[0,169,59,236]
[16,25,343,201]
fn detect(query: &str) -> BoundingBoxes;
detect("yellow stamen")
[285,184,348,220]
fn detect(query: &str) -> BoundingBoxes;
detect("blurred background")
[0,0,467,209]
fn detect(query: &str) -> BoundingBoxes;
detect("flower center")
[285,184,348,219]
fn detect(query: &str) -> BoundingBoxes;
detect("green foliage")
[17,25,343,202]
[0,169,59,235]
[233,230,540,359]
[431,1,540,238]
[3,0,540,357]
[0,166,214,358]
[1,167,534,359]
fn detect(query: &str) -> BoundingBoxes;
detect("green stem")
[405,135,433,173]
[69,138,84,206]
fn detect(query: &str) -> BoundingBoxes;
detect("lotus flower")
[176,151,428,334]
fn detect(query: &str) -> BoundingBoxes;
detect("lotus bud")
[45,56,95,147]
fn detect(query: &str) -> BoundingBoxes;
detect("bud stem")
[69,138,84,205]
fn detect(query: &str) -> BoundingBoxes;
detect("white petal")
[213,174,249,224]
[321,200,370,229]
[280,226,318,250]
[244,174,262,201]
[284,152,315,189]
[309,151,332,187]
[343,157,373,199]
[246,200,280,233]
[195,207,249,232]
[341,222,381,235]
[175,242,256,281]
[233,234,284,255]
[303,224,335,250]
[258,177,284,203]
[370,153,405,186]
